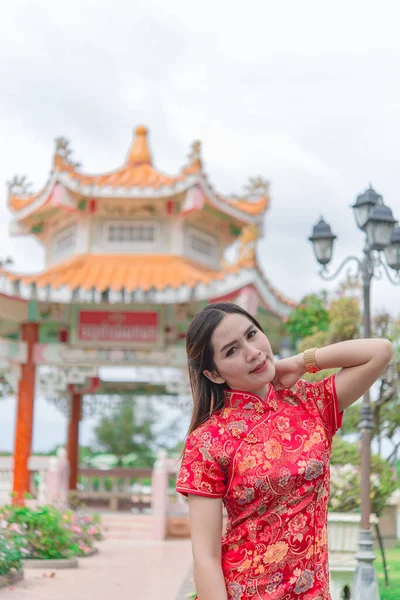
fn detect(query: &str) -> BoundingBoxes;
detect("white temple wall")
[43,213,88,267]
[183,224,222,269]
[75,214,91,255]
[169,219,184,255]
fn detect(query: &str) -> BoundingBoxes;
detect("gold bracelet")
[303,347,320,373]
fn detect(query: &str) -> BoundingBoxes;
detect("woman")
[176,302,392,600]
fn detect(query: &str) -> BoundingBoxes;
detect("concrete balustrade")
[151,450,190,540]
[76,467,153,511]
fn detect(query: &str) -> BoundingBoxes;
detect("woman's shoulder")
[183,405,244,462]
[186,410,225,445]
[275,377,335,411]
[295,375,336,400]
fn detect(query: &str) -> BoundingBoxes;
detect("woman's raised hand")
[272,355,305,391]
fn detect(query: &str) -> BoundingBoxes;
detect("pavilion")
[0,125,294,503]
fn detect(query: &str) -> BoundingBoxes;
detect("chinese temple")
[0,125,294,503]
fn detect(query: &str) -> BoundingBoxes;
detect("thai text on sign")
[77,311,159,343]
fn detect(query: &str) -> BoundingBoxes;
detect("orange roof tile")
[7,126,268,220]
[217,194,269,215]
[3,255,227,293]
[0,254,294,312]
[53,126,184,190]
[8,190,43,212]
[61,159,184,190]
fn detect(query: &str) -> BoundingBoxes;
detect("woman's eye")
[226,347,236,357]
[248,329,257,338]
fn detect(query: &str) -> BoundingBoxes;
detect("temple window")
[52,224,77,261]
[187,227,218,261]
[104,221,159,246]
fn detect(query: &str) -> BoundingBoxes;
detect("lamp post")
[308,185,400,600]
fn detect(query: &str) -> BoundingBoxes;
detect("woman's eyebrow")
[219,324,254,354]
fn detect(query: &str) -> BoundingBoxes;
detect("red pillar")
[13,322,39,505]
[67,392,81,490]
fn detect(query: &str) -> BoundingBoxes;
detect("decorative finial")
[0,257,14,269]
[190,140,203,168]
[190,140,202,161]
[181,140,203,175]
[6,175,32,197]
[236,224,259,266]
[127,125,152,165]
[244,176,269,197]
[136,125,148,136]
[54,136,81,169]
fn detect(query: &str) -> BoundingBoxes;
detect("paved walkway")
[3,513,194,600]
[5,539,193,600]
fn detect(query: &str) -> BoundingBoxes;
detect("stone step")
[100,512,153,540]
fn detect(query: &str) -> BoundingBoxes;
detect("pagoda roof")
[0,254,294,316]
[7,126,268,225]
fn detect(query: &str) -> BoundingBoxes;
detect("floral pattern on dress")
[176,375,343,599]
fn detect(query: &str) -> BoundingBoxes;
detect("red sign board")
[76,311,159,344]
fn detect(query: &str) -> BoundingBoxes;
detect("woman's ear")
[203,369,225,385]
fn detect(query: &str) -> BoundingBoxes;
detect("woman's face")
[204,312,275,399]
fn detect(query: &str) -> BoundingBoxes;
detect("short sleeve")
[176,427,228,498]
[296,374,343,437]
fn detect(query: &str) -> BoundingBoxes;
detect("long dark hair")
[185,302,264,436]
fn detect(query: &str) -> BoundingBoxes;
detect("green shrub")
[62,511,103,556]
[0,505,102,560]
[0,527,25,576]
[329,438,397,516]
[1,505,75,560]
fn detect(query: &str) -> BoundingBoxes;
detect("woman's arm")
[307,338,393,411]
[188,495,227,600]
[274,339,393,412]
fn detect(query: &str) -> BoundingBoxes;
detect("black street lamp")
[351,184,383,230]
[308,217,337,266]
[365,203,397,252]
[384,226,400,272]
[308,185,400,600]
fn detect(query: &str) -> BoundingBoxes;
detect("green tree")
[341,313,400,464]
[327,296,362,343]
[290,296,362,384]
[79,446,96,465]
[287,286,400,466]
[285,292,329,346]
[371,314,400,460]
[0,376,11,399]
[296,296,361,352]
[94,397,156,467]
[395,459,400,482]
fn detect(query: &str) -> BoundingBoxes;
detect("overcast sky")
[1,0,400,451]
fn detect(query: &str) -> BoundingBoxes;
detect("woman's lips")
[250,359,267,374]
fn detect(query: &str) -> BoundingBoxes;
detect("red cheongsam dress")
[176,376,343,600]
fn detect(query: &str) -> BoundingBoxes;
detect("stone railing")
[151,451,190,540]
[0,456,154,512]
[76,467,153,512]
[0,456,47,505]
[0,468,14,505]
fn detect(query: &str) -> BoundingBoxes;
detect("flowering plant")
[0,505,75,560]
[0,505,102,561]
[0,519,29,576]
[329,438,397,515]
[62,511,102,556]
